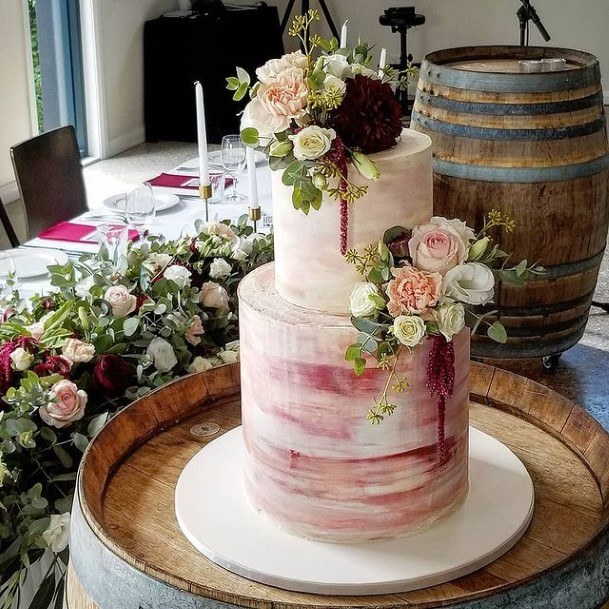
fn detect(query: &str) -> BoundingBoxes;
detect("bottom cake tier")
[238,263,470,543]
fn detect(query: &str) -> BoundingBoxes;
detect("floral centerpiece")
[343,211,543,433]
[227,9,415,253]
[0,218,272,607]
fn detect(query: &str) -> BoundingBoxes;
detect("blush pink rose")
[39,379,87,428]
[185,315,205,346]
[258,67,308,125]
[408,224,467,275]
[199,282,230,309]
[386,265,442,316]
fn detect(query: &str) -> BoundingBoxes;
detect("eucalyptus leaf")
[353,357,367,376]
[345,344,362,362]
[52,445,73,469]
[123,317,140,338]
[233,82,249,102]
[87,412,109,437]
[240,127,259,147]
[487,321,508,343]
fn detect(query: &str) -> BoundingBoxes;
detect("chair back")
[0,195,20,248]
[10,125,87,240]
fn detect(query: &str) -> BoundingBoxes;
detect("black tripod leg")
[281,0,297,35]
[316,0,339,40]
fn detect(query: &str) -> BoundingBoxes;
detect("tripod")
[280,0,339,40]
[517,0,551,46]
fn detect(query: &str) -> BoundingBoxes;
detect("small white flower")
[442,262,495,305]
[62,338,95,363]
[218,341,240,364]
[145,252,173,272]
[350,63,379,79]
[163,265,192,289]
[188,356,215,374]
[317,54,351,79]
[104,285,137,317]
[10,347,34,371]
[42,513,70,553]
[392,315,426,347]
[349,282,384,318]
[289,125,337,161]
[209,258,232,280]
[231,248,247,262]
[145,337,177,372]
[434,302,466,341]
[322,74,347,98]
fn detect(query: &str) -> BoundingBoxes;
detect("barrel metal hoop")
[419,59,600,93]
[415,90,604,116]
[431,154,609,183]
[412,111,606,142]
[477,290,595,317]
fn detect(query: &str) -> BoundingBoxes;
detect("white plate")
[103,192,180,212]
[0,249,69,279]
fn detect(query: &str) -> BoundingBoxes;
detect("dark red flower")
[33,354,72,378]
[40,297,56,311]
[0,337,37,394]
[330,75,402,154]
[93,354,135,396]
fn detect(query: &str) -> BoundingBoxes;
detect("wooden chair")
[10,125,87,241]
[0,195,20,248]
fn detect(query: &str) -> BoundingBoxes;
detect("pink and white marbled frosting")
[239,264,470,543]
[272,129,433,315]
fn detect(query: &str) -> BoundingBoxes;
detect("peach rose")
[104,285,136,317]
[409,224,467,275]
[62,338,95,363]
[258,67,308,126]
[386,265,442,316]
[39,379,87,428]
[199,282,229,309]
[185,315,205,346]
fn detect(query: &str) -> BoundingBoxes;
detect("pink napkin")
[38,221,139,243]
[148,173,233,190]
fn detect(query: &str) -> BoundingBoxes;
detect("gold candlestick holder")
[200,184,213,222]
[249,207,261,233]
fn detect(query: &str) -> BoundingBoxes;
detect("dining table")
[1,155,274,299]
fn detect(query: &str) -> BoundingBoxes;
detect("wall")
[0,0,35,202]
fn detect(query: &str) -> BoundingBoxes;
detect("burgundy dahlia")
[330,75,403,154]
[93,354,135,396]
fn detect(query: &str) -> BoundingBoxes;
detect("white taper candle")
[340,20,348,48]
[246,147,259,210]
[378,48,387,77]
[195,81,210,187]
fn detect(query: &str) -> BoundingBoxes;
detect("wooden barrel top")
[68,363,609,609]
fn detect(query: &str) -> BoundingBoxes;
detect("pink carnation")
[386,265,442,316]
[258,67,308,126]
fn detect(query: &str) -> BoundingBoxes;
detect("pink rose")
[386,265,442,316]
[185,315,205,346]
[62,338,95,363]
[409,224,467,275]
[258,67,308,126]
[199,282,229,309]
[104,285,137,317]
[39,379,87,428]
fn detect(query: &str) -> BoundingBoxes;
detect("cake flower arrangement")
[344,212,542,435]
[0,219,273,607]
[227,9,414,254]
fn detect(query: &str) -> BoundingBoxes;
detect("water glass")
[125,184,156,238]
[210,172,226,203]
[221,135,246,200]
[97,223,129,263]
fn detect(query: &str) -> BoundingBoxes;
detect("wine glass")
[125,184,156,239]
[221,135,246,200]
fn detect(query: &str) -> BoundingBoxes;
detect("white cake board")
[175,426,534,596]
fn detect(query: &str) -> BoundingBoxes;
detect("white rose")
[75,276,95,298]
[240,99,290,139]
[163,265,192,289]
[350,63,379,79]
[349,282,384,318]
[209,258,232,280]
[434,302,466,341]
[188,356,215,374]
[62,338,95,363]
[42,513,70,553]
[256,50,308,83]
[234,236,254,256]
[203,222,238,243]
[145,252,173,272]
[26,322,45,341]
[289,125,336,161]
[145,337,178,373]
[442,262,495,305]
[318,54,351,79]
[231,248,247,262]
[429,216,476,248]
[10,347,33,371]
[104,285,137,317]
[322,74,346,97]
[199,282,230,309]
[392,315,426,347]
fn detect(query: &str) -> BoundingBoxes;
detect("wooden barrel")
[66,362,609,608]
[411,46,609,359]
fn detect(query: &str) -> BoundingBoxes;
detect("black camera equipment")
[517,0,551,46]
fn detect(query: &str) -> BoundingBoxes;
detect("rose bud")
[312,172,327,190]
[40,297,56,311]
[93,354,135,396]
[467,237,490,262]
[387,232,410,259]
[351,151,380,181]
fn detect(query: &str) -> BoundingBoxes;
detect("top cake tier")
[272,128,433,314]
